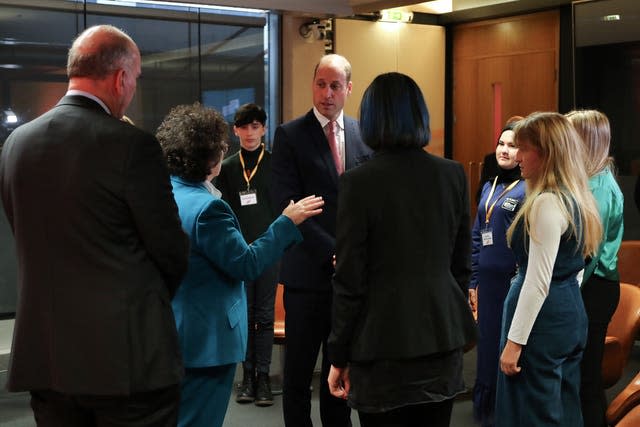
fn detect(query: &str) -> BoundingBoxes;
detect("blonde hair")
[506,112,602,257]
[565,109,613,177]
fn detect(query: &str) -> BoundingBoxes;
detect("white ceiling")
[155,0,522,17]
[154,0,640,46]
[152,0,638,25]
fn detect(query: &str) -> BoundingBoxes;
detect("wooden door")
[452,10,559,218]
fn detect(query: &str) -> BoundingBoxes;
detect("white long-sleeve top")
[507,192,569,345]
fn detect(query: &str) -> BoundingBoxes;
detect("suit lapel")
[344,117,357,170]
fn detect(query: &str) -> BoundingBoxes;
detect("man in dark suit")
[0,25,189,427]
[271,54,372,427]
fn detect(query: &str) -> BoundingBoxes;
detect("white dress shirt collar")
[65,89,112,115]
[313,107,344,131]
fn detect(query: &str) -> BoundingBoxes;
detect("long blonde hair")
[506,112,602,257]
[565,109,614,177]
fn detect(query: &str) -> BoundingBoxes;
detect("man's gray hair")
[67,25,137,79]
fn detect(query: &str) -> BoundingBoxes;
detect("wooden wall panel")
[452,10,559,213]
[335,19,446,156]
[453,11,560,58]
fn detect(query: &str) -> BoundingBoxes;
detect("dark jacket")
[0,95,189,394]
[328,148,477,366]
[270,109,372,291]
[216,148,276,243]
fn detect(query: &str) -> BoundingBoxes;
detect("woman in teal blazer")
[156,102,323,427]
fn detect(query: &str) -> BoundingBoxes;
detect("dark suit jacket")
[0,95,189,394]
[328,148,477,366]
[216,149,277,243]
[271,109,372,291]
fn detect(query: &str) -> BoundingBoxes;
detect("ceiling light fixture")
[601,14,621,22]
[4,109,18,124]
[378,9,413,23]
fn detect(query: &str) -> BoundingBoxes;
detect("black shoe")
[236,370,255,403]
[254,372,274,407]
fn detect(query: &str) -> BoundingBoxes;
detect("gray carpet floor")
[1,318,638,427]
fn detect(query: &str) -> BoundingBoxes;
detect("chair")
[617,241,640,286]
[606,370,640,426]
[602,283,640,388]
[271,283,286,394]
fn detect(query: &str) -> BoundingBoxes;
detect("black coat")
[0,95,189,394]
[328,147,477,366]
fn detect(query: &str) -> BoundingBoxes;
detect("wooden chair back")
[617,240,640,285]
[606,370,640,425]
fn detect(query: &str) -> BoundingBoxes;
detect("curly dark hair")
[156,102,229,182]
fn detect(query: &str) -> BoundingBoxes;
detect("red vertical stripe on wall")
[493,82,502,142]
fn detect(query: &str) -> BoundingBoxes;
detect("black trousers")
[358,399,454,427]
[580,275,620,427]
[282,287,351,427]
[29,385,180,427]
[243,263,279,375]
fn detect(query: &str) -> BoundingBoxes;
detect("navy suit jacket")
[0,95,189,394]
[271,109,372,291]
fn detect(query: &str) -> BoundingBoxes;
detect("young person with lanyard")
[469,121,526,427]
[216,103,279,407]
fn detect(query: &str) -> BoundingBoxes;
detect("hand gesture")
[282,195,324,225]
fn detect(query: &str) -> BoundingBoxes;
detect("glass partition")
[0,0,277,315]
[573,0,640,239]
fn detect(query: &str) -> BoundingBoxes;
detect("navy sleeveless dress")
[495,199,588,426]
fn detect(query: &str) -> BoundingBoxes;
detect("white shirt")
[313,107,345,172]
[508,192,569,345]
[203,180,222,198]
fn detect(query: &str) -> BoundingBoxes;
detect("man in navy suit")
[271,54,372,427]
[0,25,188,426]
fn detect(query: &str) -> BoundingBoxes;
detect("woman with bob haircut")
[327,72,477,426]
[566,109,623,427]
[496,112,602,426]
[156,102,324,427]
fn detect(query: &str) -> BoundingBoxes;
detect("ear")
[233,126,239,137]
[114,68,126,95]
[346,81,353,96]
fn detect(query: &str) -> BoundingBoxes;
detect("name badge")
[239,190,258,206]
[502,197,519,212]
[481,228,494,246]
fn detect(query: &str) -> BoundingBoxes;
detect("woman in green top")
[566,109,624,427]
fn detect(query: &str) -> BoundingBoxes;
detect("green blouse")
[584,168,624,282]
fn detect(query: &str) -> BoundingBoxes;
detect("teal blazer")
[170,176,302,368]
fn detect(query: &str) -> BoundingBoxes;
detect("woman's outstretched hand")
[283,195,324,225]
